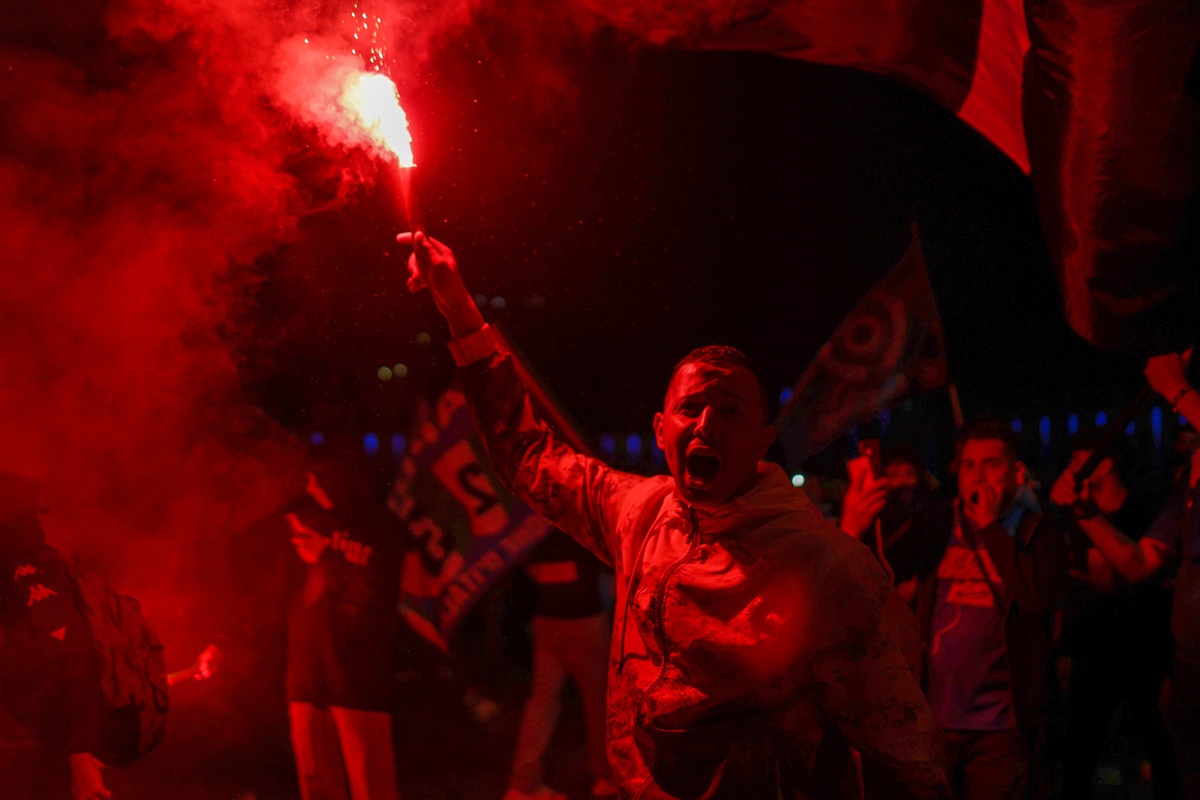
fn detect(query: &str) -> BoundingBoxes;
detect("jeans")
[941,728,1045,800]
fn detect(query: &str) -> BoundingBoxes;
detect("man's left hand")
[1049,465,1079,508]
[963,483,1002,531]
[69,753,111,800]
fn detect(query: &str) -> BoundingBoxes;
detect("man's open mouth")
[685,453,721,482]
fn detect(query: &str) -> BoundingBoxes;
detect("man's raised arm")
[397,231,640,566]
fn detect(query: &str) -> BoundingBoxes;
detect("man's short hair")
[884,443,923,470]
[951,417,1020,471]
[667,345,771,422]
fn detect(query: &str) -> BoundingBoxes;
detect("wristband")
[1170,384,1195,412]
[446,324,497,367]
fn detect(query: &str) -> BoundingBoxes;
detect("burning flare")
[338,71,415,167]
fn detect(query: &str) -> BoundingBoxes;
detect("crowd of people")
[397,228,1200,800]
[3,227,1198,800]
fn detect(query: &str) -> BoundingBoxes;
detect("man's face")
[885,461,920,493]
[653,362,776,509]
[957,438,1019,510]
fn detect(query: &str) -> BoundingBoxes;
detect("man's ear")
[653,412,665,452]
[758,424,777,459]
[1015,461,1029,486]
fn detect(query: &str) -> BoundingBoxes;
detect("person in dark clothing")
[843,420,1068,800]
[1083,350,1200,799]
[505,529,614,800]
[0,472,106,800]
[840,443,950,599]
[283,453,404,800]
[1049,430,1179,798]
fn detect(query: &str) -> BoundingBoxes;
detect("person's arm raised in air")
[1050,461,1170,584]
[397,231,641,565]
[1055,347,1200,583]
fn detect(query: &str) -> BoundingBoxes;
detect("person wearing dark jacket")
[0,472,107,800]
[1048,431,1178,799]
[394,230,949,800]
[894,421,1066,800]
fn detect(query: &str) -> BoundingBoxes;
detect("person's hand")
[193,644,222,681]
[1049,464,1079,508]
[1145,348,1192,402]
[839,456,889,539]
[396,232,483,338]
[69,753,111,800]
[285,512,330,565]
[962,482,1002,531]
[396,231,458,296]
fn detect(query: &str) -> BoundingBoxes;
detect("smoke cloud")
[0,0,634,789]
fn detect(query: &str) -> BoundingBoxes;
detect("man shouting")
[397,231,947,800]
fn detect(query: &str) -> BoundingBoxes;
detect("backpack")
[68,559,169,767]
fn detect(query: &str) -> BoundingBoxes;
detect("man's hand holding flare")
[396,231,483,339]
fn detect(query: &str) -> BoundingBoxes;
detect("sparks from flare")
[295,6,421,228]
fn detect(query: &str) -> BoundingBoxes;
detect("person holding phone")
[840,444,939,589]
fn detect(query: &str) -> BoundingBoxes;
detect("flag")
[389,328,592,651]
[389,387,553,652]
[576,0,1200,351]
[776,225,947,466]
[1023,0,1200,351]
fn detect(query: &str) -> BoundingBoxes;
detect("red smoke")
[0,0,440,669]
[0,0,622,791]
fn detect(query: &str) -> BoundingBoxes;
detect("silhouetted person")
[0,472,107,800]
[1049,429,1179,798]
[1077,351,1200,799]
[505,529,614,800]
[283,450,404,800]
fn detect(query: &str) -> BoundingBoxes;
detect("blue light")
[1125,421,1135,436]
[1183,414,1191,427]
[1067,414,1079,436]
[1095,411,1108,427]
[1152,406,1163,449]
[309,431,325,446]
[879,408,892,433]
[1039,416,1052,448]
[626,434,642,461]
[391,434,406,459]
[363,432,380,456]
[600,434,616,458]
[1011,419,1023,434]
[779,387,794,406]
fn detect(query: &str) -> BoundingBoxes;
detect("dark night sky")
[248,35,1147,445]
